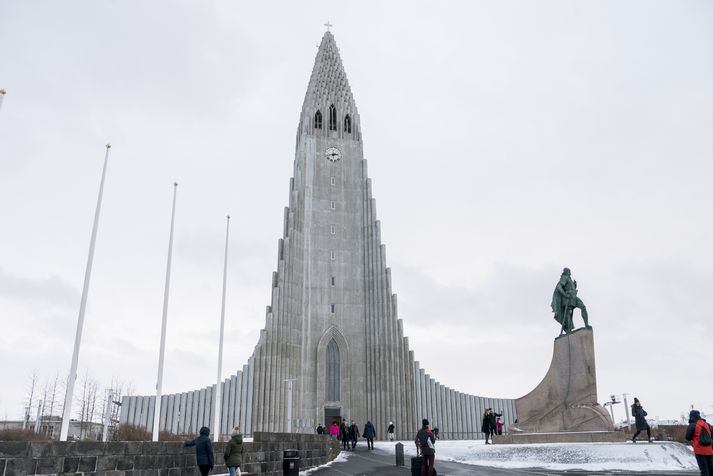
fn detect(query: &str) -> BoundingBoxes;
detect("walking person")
[496,416,504,435]
[686,409,713,476]
[184,426,214,476]
[415,418,436,476]
[363,421,376,450]
[488,408,502,438]
[387,421,395,441]
[329,421,339,439]
[348,420,360,449]
[482,409,493,444]
[316,423,324,435]
[223,426,243,476]
[340,421,350,450]
[631,398,652,443]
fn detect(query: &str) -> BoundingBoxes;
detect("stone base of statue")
[510,327,613,435]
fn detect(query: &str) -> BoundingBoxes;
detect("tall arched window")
[326,339,340,401]
[314,110,322,129]
[328,104,337,131]
[344,114,352,133]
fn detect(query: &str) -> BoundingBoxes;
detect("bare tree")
[46,373,61,417]
[23,369,39,427]
[76,370,99,439]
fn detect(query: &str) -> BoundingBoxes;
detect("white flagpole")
[213,215,230,442]
[33,400,43,433]
[60,144,111,442]
[102,389,113,442]
[0,89,6,112]
[153,182,178,442]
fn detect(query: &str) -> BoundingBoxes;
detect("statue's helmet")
[562,267,571,275]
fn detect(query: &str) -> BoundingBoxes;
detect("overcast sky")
[1,1,711,424]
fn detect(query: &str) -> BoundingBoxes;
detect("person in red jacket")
[686,409,713,476]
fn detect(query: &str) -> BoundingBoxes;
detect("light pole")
[603,394,621,425]
[622,393,632,431]
[0,89,6,112]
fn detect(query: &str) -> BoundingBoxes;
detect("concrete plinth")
[513,327,613,433]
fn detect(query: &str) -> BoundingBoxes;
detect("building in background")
[120,31,515,440]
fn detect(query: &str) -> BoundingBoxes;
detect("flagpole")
[0,89,6,112]
[213,215,230,441]
[60,144,111,442]
[153,182,178,442]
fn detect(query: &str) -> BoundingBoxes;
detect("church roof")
[301,31,358,120]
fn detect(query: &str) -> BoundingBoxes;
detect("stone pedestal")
[513,327,613,433]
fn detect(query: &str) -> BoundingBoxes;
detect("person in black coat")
[631,397,652,443]
[348,420,360,449]
[185,426,214,476]
[340,421,350,450]
[363,421,376,450]
[488,409,503,437]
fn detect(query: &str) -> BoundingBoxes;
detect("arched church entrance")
[316,326,350,429]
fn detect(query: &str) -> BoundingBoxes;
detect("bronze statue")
[551,268,589,335]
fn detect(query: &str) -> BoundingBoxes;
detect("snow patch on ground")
[373,439,698,472]
[299,450,351,475]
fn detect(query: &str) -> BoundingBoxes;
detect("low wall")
[0,432,340,476]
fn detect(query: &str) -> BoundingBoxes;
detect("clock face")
[325,147,342,162]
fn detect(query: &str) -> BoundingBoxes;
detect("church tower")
[120,31,518,442]
[248,30,417,436]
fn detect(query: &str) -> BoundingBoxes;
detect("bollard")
[395,442,404,466]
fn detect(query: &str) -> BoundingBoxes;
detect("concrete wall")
[0,432,340,476]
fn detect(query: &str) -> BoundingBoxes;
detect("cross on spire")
[324,21,333,31]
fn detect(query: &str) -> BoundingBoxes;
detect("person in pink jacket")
[496,416,504,435]
[329,421,340,439]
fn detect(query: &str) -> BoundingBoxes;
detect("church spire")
[299,31,360,139]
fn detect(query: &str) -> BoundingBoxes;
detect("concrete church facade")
[120,32,516,440]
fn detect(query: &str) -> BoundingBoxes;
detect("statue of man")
[551,268,589,334]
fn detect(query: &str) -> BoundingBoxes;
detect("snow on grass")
[373,439,699,472]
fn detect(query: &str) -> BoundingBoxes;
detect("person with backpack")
[686,409,713,476]
[415,418,436,476]
[631,397,652,443]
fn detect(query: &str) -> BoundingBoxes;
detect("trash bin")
[283,448,299,475]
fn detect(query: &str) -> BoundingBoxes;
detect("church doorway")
[324,407,341,427]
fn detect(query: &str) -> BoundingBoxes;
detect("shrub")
[0,428,50,441]
[111,424,191,442]
[111,424,150,441]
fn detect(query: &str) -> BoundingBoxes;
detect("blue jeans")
[228,466,240,476]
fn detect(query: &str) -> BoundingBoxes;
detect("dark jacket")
[363,421,376,439]
[488,411,502,430]
[632,404,649,431]
[415,426,435,456]
[348,423,360,439]
[223,433,243,467]
[387,423,395,434]
[185,427,214,466]
[340,423,349,442]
